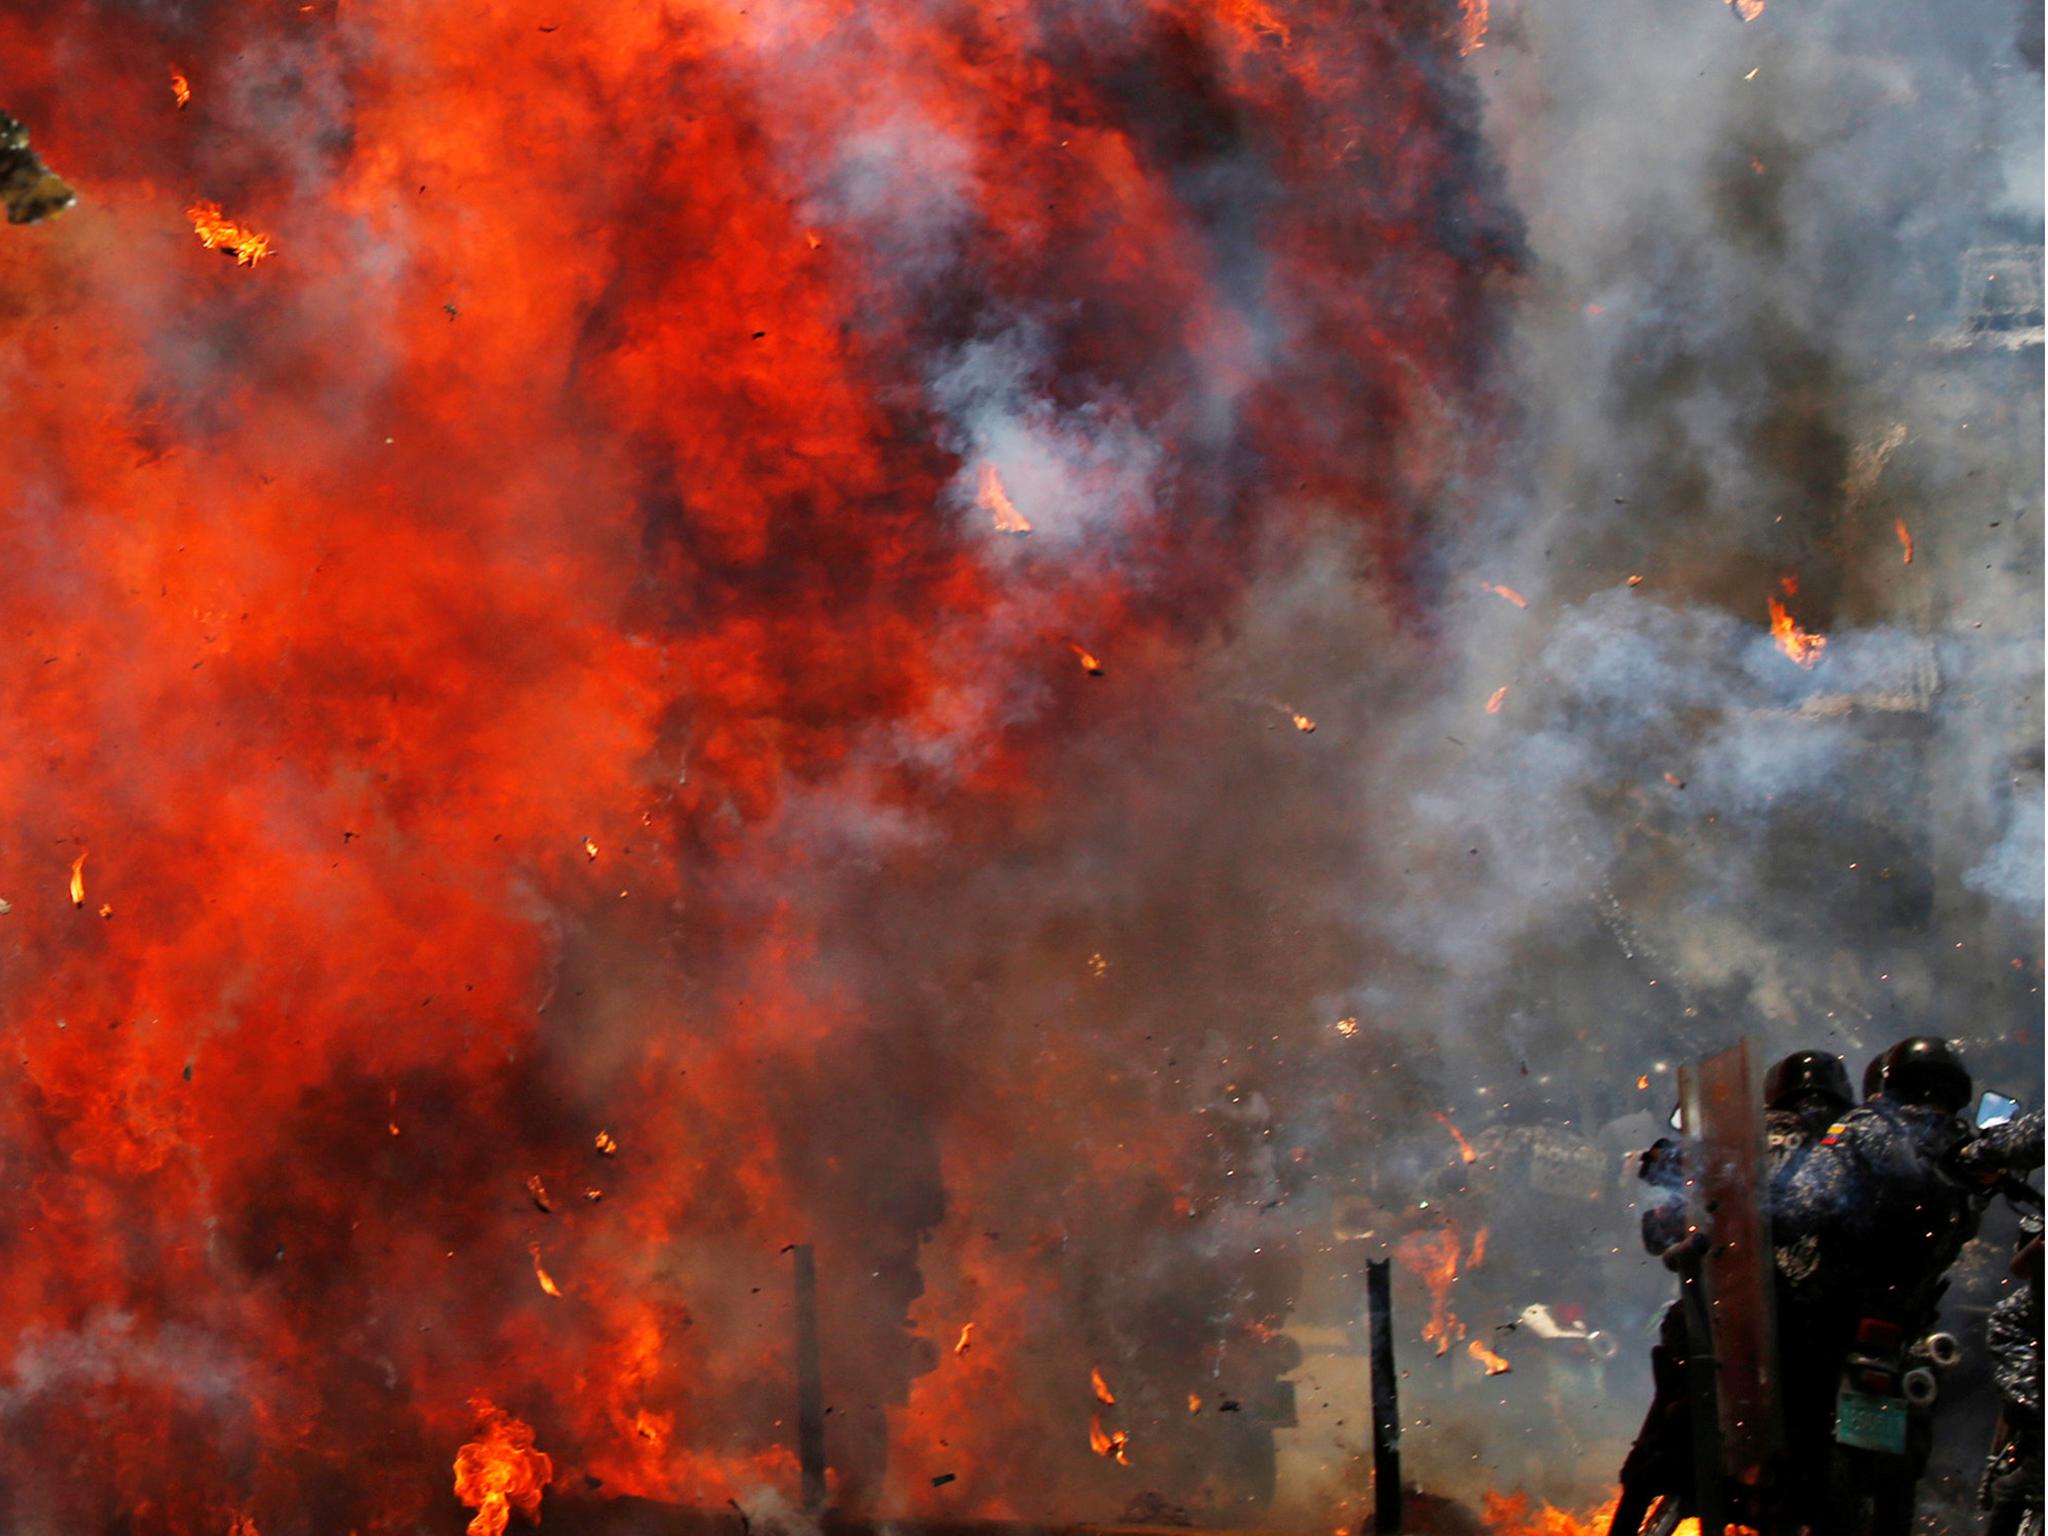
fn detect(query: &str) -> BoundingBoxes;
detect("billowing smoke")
[0,0,2035,1531]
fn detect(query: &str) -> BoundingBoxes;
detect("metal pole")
[793,1244,827,1513]
[1366,1258,1402,1533]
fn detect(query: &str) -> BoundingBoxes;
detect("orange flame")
[1767,594,1827,668]
[583,837,598,861]
[593,1130,618,1156]
[529,1243,563,1298]
[1479,580,1526,608]
[953,1322,974,1357]
[1395,1224,1465,1355]
[1186,1392,1202,1414]
[1730,0,1764,18]
[1485,685,1509,714]
[1090,1365,1117,1405]
[1468,1337,1511,1376]
[453,1399,553,1536]
[1069,642,1104,676]
[1467,1226,1488,1268]
[1433,1110,1478,1164]
[186,201,274,266]
[171,69,191,109]
[1088,1412,1130,1465]
[69,851,86,908]
[1457,0,1489,53]
[1895,518,1914,565]
[977,464,1032,535]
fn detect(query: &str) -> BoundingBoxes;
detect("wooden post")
[1366,1258,1402,1533]
[793,1244,828,1513]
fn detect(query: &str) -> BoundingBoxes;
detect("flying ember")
[170,69,191,109]
[1467,1338,1512,1376]
[185,199,273,265]
[1895,518,1915,564]
[1090,1366,1116,1406]
[1479,580,1527,608]
[977,464,1032,536]
[68,851,85,908]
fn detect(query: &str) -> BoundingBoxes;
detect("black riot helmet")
[1764,1050,1852,1114]
[1877,1037,1972,1114]
[1863,1054,1887,1100]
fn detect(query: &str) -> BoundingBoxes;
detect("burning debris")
[1395,1226,1468,1357]
[952,1322,974,1357]
[1485,686,1510,714]
[186,200,272,265]
[0,111,74,225]
[1457,0,1489,54]
[529,1243,563,1298]
[976,464,1032,536]
[1089,1366,1116,1406]
[527,1175,554,1212]
[170,70,191,110]
[1466,1338,1511,1376]
[593,1130,617,1157]
[454,1400,552,1536]
[1895,518,1914,565]
[1068,642,1105,677]
[1479,580,1527,609]
[1087,1413,1130,1466]
[1433,1112,1479,1165]
[68,851,86,908]
[1766,580,1828,668]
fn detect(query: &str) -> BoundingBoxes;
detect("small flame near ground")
[68,851,86,908]
[976,464,1032,536]
[186,201,273,265]
[454,1399,553,1536]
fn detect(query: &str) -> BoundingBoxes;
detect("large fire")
[454,1400,554,1536]
[0,0,1517,1527]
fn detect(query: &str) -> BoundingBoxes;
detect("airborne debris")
[953,1322,974,1357]
[69,851,86,908]
[594,1130,618,1156]
[1479,580,1528,609]
[1091,1366,1117,1405]
[930,1473,957,1488]
[583,837,599,861]
[1068,642,1104,676]
[1335,1016,1359,1037]
[1088,1412,1130,1465]
[1895,518,1915,565]
[1485,686,1509,714]
[187,200,273,265]
[1662,772,1685,789]
[1467,1337,1512,1376]
[171,69,191,109]
[0,110,76,225]
[529,1242,563,1297]
[977,463,1032,535]
[526,1175,553,1212]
